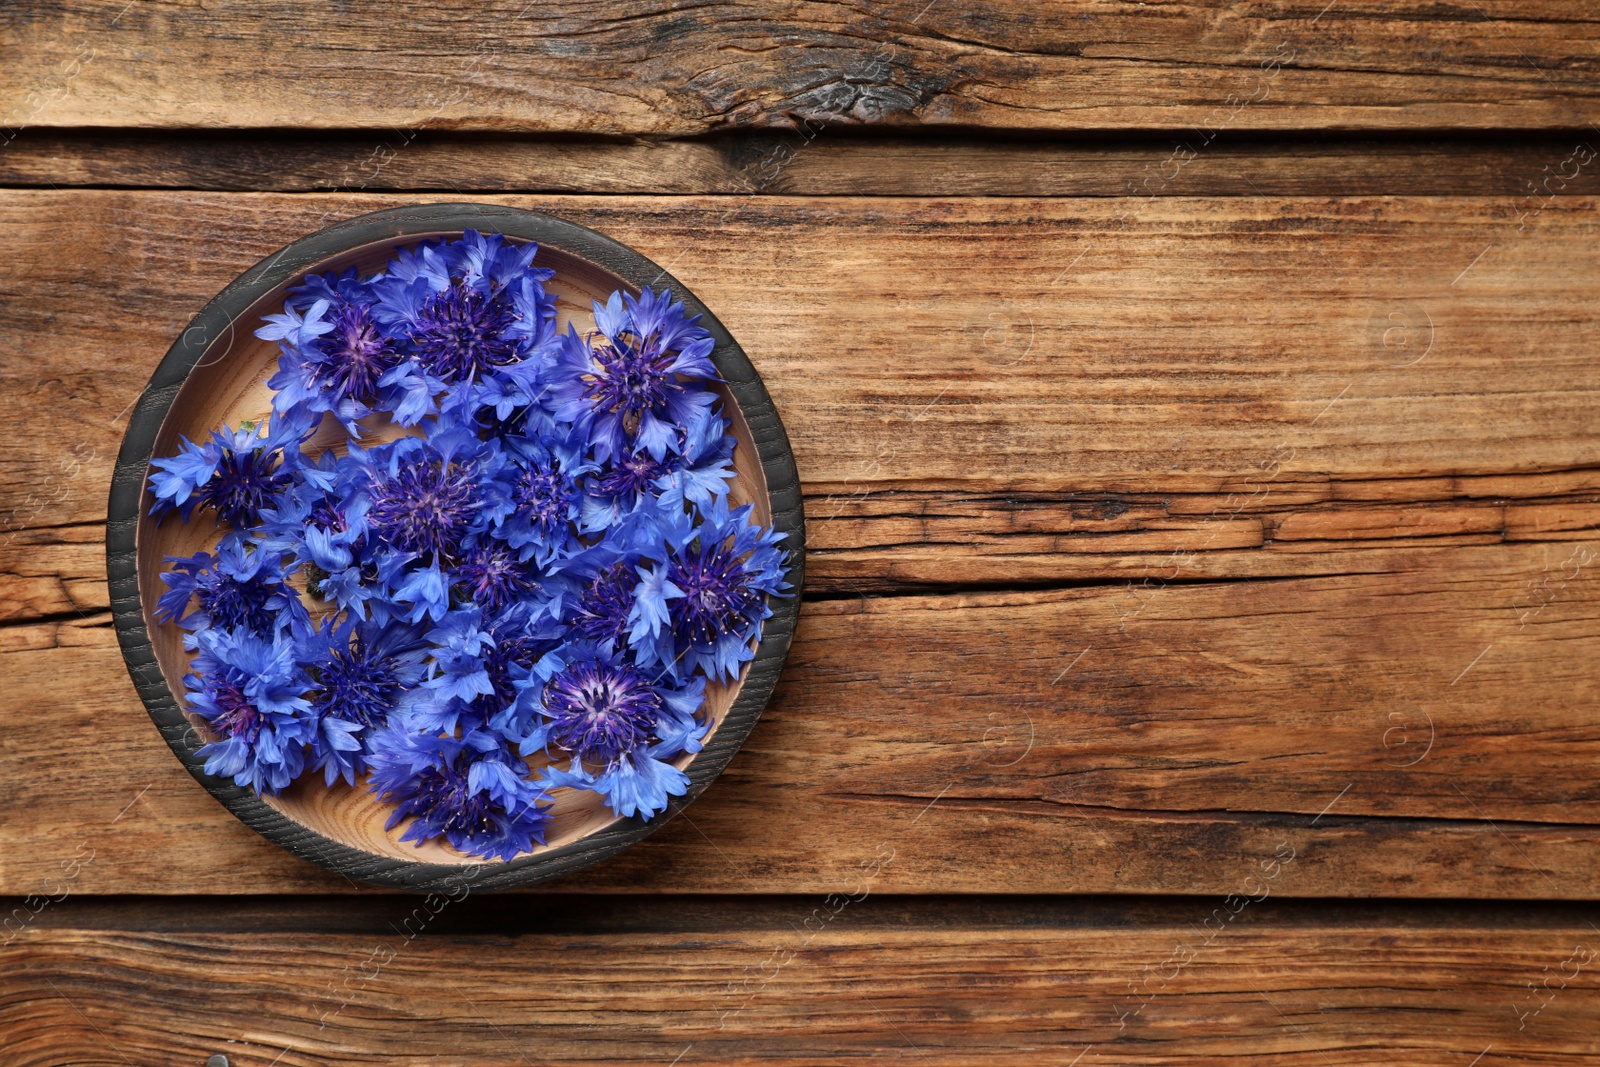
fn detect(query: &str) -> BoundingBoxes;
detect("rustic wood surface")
[4,2,1600,1062]
[9,131,1600,198]
[7,2,1600,132]
[3,189,1600,899]
[7,897,1600,1067]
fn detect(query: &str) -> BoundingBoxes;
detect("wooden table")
[4,4,1600,1064]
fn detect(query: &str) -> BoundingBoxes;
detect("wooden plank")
[10,469,1600,604]
[0,132,748,195]
[6,3,1600,135]
[2,189,1597,895]
[4,190,1600,535]
[5,899,1598,1065]
[4,536,1600,897]
[2,191,1596,895]
[7,132,1600,199]
[804,474,1600,590]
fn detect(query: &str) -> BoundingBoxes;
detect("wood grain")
[5,898,1599,1065]
[11,469,1600,601]
[4,190,1600,529]
[6,2,1600,135]
[5,7,1597,1061]
[2,189,1598,895]
[10,472,1600,611]
[8,132,1600,199]
[5,533,1600,896]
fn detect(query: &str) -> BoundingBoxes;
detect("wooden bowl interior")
[136,233,771,866]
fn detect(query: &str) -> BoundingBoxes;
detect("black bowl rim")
[105,202,805,893]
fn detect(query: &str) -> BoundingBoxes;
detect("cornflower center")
[319,301,399,403]
[668,538,760,646]
[572,562,636,647]
[582,330,678,428]
[210,683,264,744]
[410,757,500,836]
[481,631,549,715]
[409,284,518,382]
[200,448,286,529]
[587,450,669,499]
[365,456,478,561]
[307,499,348,532]
[457,542,539,612]
[543,657,661,763]
[311,642,402,728]
[513,462,574,540]
[199,571,281,634]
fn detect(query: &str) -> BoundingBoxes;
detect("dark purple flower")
[149,415,309,531]
[587,450,669,500]
[205,445,288,527]
[363,448,481,563]
[494,426,589,564]
[155,542,306,639]
[408,283,520,383]
[455,540,541,613]
[541,653,662,765]
[571,560,640,650]
[636,498,789,682]
[299,616,429,785]
[184,626,315,795]
[317,301,402,404]
[514,463,576,539]
[366,722,550,861]
[668,541,764,648]
[304,619,425,730]
[547,288,721,462]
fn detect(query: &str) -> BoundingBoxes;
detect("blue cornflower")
[255,451,383,620]
[369,231,557,422]
[386,431,510,620]
[265,288,403,432]
[636,497,790,683]
[389,560,452,625]
[539,751,690,822]
[287,265,372,309]
[477,604,567,739]
[411,608,497,732]
[455,537,542,612]
[366,720,551,861]
[579,405,735,533]
[580,451,673,532]
[341,429,510,622]
[405,602,565,744]
[155,541,307,641]
[527,643,706,819]
[257,450,362,561]
[552,545,678,658]
[148,412,311,532]
[570,557,643,650]
[359,436,484,562]
[298,616,429,786]
[547,287,721,463]
[494,425,591,564]
[184,626,316,795]
[651,672,711,759]
[409,283,520,381]
[540,646,662,763]
[150,232,791,855]
[652,405,738,514]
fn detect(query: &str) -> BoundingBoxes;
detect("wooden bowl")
[106,204,804,892]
